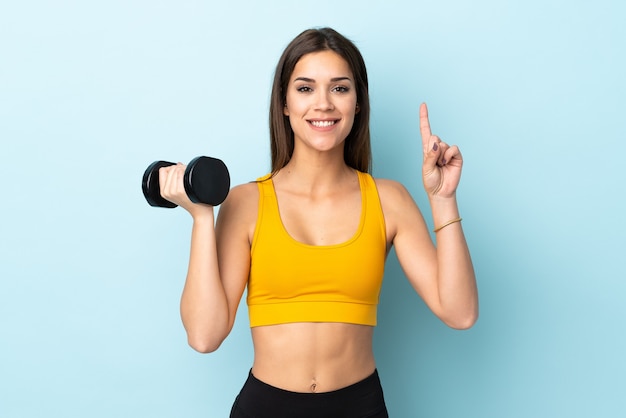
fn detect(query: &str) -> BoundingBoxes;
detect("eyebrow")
[293,76,353,83]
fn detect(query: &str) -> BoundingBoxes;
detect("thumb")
[423,136,442,170]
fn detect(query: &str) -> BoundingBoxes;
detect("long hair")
[269,28,371,174]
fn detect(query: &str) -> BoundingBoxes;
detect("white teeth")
[310,120,335,127]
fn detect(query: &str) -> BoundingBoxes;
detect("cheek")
[283,95,302,116]
[342,101,358,121]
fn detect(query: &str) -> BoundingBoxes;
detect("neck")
[276,151,355,193]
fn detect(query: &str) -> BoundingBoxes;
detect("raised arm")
[159,164,253,352]
[383,103,478,329]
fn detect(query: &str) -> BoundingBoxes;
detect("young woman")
[159,27,478,418]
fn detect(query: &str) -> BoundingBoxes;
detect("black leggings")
[230,369,389,418]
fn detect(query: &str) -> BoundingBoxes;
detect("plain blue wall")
[1,1,624,417]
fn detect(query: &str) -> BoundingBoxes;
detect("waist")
[232,369,388,417]
[251,322,376,393]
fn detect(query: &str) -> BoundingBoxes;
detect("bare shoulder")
[373,178,415,207]
[223,181,259,208]
[373,178,423,243]
[216,181,259,238]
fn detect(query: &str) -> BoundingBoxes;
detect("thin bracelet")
[433,217,462,233]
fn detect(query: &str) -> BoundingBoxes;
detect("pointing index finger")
[419,102,432,151]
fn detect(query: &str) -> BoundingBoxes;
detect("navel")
[310,379,318,393]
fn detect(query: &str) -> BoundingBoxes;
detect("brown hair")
[269,27,371,174]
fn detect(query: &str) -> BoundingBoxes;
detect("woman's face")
[284,50,358,156]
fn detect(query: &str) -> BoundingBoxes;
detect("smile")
[309,120,338,127]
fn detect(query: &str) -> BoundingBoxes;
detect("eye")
[332,85,350,93]
[296,86,312,93]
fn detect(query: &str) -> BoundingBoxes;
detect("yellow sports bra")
[247,171,386,327]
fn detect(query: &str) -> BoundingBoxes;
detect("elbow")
[182,315,231,353]
[447,316,478,330]
[191,344,220,354]
[186,330,227,354]
[442,308,479,330]
[187,336,223,353]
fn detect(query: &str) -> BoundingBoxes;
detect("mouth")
[308,119,339,128]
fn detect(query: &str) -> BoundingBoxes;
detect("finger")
[170,163,186,196]
[423,135,442,169]
[442,145,462,166]
[436,141,450,166]
[160,163,184,199]
[419,102,432,153]
[159,166,172,197]
[425,134,441,161]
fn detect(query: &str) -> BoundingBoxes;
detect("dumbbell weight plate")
[142,160,178,208]
[184,156,230,206]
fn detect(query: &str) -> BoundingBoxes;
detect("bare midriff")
[250,322,376,393]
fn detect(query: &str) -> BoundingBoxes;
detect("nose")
[314,90,334,111]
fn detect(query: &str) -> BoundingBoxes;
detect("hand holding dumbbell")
[142,156,230,208]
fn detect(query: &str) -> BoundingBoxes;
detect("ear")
[355,103,360,114]
[283,103,289,116]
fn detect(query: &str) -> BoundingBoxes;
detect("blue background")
[1,1,624,417]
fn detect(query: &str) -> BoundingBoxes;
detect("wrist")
[190,206,215,224]
[428,195,460,225]
[429,194,458,210]
[428,192,457,204]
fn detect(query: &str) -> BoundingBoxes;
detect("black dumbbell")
[142,156,230,208]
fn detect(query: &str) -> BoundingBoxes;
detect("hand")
[158,163,214,217]
[420,103,463,198]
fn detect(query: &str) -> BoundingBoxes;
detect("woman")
[159,27,478,417]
